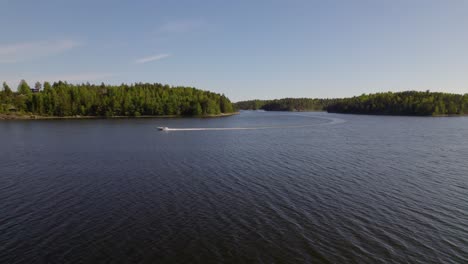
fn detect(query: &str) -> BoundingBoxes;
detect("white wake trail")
[160,114,345,131]
[291,114,346,125]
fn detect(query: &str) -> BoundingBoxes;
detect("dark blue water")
[1,111,467,263]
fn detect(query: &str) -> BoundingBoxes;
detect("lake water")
[1,111,467,263]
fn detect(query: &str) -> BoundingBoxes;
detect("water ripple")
[0,112,467,263]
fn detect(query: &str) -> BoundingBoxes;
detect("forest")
[0,80,234,117]
[235,91,468,116]
[234,98,334,112]
[326,91,468,116]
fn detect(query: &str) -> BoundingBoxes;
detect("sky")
[1,0,468,101]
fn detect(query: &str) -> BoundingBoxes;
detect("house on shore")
[30,87,40,93]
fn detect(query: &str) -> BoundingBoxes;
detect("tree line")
[326,91,468,116]
[0,80,234,117]
[235,91,468,116]
[234,98,334,111]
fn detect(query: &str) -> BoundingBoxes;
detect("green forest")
[0,80,234,117]
[235,91,468,116]
[234,98,334,112]
[326,91,468,116]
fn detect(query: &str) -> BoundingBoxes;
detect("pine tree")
[18,80,32,95]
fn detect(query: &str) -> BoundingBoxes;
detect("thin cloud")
[0,39,81,63]
[135,54,171,64]
[159,20,203,33]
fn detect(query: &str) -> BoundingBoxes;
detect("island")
[235,91,468,116]
[0,80,236,119]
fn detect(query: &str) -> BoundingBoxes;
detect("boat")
[157,126,169,131]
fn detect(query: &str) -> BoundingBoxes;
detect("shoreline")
[237,109,468,117]
[0,112,240,121]
[326,111,468,117]
[241,109,467,117]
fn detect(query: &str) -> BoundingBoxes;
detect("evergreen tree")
[3,82,13,97]
[34,82,42,92]
[0,81,235,117]
[17,80,31,95]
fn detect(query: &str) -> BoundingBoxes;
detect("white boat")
[157,126,169,131]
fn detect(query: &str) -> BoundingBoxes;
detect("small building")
[31,82,42,93]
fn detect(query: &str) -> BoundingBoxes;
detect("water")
[1,111,467,263]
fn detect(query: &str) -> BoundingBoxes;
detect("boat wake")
[159,114,345,131]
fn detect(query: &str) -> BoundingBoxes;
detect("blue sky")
[1,0,467,101]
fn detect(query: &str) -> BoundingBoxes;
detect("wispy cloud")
[159,19,204,33]
[0,39,81,63]
[135,53,171,64]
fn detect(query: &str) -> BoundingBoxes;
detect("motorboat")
[157,126,169,131]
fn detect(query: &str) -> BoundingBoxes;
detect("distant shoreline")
[242,109,467,117]
[325,111,468,117]
[0,112,240,121]
[235,91,468,116]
